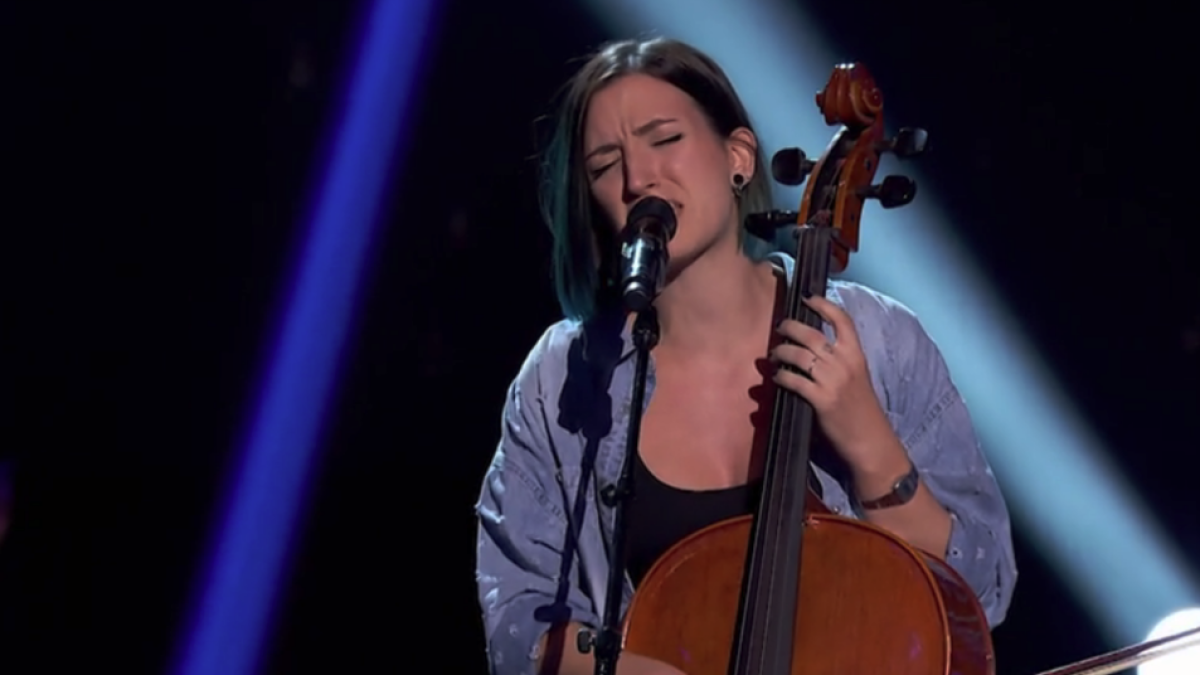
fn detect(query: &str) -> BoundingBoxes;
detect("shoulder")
[505,314,624,445]
[765,251,930,347]
[827,279,955,417]
[763,249,921,331]
[828,279,925,339]
[831,280,960,425]
[509,318,585,401]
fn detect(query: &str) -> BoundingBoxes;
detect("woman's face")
[582,73,754,270]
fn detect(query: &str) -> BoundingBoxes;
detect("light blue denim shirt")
[475,252,1018,675]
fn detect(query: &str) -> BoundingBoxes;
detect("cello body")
[618,63,996,675]
[622,496,996,675]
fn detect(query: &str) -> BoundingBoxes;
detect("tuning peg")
[861,175,917,209]
[771,147,816,186]
[880,127,929,159]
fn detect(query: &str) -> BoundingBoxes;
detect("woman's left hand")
[770,295,896,472]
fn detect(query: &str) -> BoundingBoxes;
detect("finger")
[801,295,859,350]
[771,343,821,374]
[773,362,821,395]
[775,318,832,353]
[773,343,850,388]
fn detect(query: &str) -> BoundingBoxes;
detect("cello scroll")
[747,63,929,274]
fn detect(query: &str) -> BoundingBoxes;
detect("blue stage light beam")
[170,2,439,675]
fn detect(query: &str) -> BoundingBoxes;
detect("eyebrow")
[584,118,678,161]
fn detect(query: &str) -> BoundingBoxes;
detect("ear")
[725,127,758,182]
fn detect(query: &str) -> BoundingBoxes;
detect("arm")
[773,290,1018,626]
[864,308,1019,628]
[476,336,686,675]
[850,433,954,563]
[476,364,684,675]
[475,362,599,675]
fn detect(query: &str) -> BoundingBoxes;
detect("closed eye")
[588,134,681,180]
[589,162,615,180]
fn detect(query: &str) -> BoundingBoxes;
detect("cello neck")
[727,225,833,675]
[727,61,912,675]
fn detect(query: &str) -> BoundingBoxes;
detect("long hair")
[538,37,774,322]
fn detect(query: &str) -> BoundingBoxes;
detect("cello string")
[762,156,845,648]
[734,132,847,669]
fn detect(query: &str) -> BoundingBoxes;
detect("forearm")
[848,398,1016,625]
[857,478,952,559]
[848,435,952,559]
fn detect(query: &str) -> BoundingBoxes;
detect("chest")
[637,355,777,491]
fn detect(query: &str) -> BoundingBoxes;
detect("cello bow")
[1033,624,1200,675]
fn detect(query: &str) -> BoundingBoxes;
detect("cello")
[618,63,996,675]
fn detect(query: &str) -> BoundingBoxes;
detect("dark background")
[6,0,1199,673]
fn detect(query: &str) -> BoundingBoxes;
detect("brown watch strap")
[856,462,920,511]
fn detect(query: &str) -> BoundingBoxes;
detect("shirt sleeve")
[475,342,600,675]
[887,306,1019,628]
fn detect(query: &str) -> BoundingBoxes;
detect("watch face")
[860,464,919,510]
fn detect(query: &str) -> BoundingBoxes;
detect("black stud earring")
[732,173,746,195]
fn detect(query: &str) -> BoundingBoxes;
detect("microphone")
[619,196,678,312]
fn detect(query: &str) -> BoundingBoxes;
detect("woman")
[475,37,1017,675]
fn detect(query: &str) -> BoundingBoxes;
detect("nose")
[621,151,657,204]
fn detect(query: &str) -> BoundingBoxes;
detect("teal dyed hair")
[538,37,775,322]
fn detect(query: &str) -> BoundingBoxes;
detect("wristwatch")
[856,462,920,511]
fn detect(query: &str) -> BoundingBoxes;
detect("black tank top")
[623,452,763,587]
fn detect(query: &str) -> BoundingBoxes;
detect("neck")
[650,236,778,356]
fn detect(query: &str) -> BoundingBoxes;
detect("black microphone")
[620,196,678,312]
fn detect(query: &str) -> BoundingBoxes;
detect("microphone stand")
[579,306,659,675]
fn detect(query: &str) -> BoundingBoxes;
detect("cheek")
[590,178,627,231]
[673,147,731,198]
[681,167,734,219]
